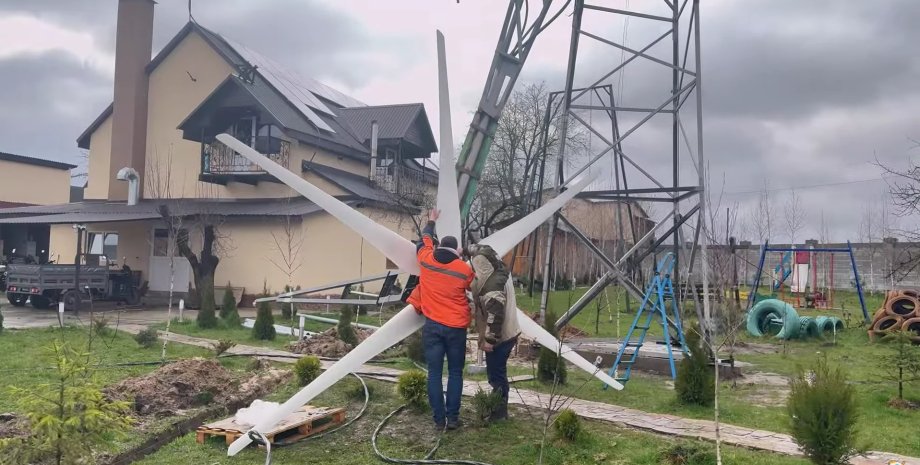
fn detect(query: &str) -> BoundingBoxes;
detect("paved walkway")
[6,311,916,464]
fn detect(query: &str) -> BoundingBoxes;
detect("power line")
[724,176,889,196]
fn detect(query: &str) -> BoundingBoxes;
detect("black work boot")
[433,419,446,432]
[490,402,509,421]
[446,418,462,430]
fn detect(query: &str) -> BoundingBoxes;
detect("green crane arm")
[456,0,565,218]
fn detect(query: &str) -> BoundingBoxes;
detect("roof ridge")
[0,152,76,170]
[341,102,423,110]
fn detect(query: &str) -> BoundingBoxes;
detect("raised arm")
[419,209,440,253]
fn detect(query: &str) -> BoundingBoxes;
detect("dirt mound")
[559,325,588,339]
[0,413,26,439]
[105,358,237,417]
[288,327,373,358]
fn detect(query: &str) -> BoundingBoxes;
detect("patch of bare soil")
[733,340,781,355]
[888,398,920,410]
[0,413,26,439]
[288,327,373,358]
[734,371,790,407]
[559,326,588,339]
[377,406,440,455]
[105,359,236,416]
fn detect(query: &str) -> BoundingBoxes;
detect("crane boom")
[456,0,565,219]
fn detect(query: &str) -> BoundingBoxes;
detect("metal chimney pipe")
[369,120,379,181]
[116,167,140,206]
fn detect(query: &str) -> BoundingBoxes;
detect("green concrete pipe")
[746,299,800,340]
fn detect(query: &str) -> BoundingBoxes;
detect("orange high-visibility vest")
[417,231,473,328]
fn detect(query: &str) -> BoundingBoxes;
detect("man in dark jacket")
[468,243,520,421]
[416,209,473,430]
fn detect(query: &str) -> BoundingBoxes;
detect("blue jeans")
[485,336,517,403]
[423,318,467,424]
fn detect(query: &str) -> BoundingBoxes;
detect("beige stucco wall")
[47,209,418,296]
[84,114,113,200]
[0,160,71,205]
[49,221,153,274]
[143,32,233,199]
[210,207,417,295]
[49,225,77,264]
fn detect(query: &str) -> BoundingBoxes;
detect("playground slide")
[772,252,792,290]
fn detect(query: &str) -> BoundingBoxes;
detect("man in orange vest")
[416,209,473,430]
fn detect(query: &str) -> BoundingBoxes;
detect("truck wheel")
[30,295,51,310]
[125,287,140,306]
[62,290,82,312]
[6,293,27,307]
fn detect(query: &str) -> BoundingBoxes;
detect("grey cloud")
[2,0,408,89]
[0,51,110,168]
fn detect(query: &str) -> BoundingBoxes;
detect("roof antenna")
[188,0,196,23]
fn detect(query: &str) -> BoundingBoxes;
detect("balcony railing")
[373,165,429,205]
[202,137,290,175]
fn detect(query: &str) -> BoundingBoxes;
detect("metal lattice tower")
[536,0,711,340]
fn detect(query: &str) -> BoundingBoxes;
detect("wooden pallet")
[196,405,345,446]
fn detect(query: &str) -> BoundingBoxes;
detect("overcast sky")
[1,0,919,241]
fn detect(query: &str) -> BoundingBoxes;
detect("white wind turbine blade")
[435,30,462,241]
[228,305,424,455]
[505,281,623,389]
[516,309,623,389]
[481,166,601,257]
[217,134,418,273]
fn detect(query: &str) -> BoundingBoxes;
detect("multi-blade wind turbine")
[219,31,622,456]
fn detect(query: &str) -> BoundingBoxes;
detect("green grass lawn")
[136,377,809,465]
[502,325,920,457]
[0,325,254,458]
[153,318,300,350]
[152,309,394,351]
[0,325,221,413]
[513,287,888,339]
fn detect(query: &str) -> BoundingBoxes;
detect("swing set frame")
[747,240,869,323]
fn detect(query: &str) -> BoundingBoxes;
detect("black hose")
[371,404,494,465]
[299,373,371,442]
[257,372,373,465]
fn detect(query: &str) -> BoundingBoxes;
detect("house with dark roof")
[0,151,75,263]
[0,0,437,300]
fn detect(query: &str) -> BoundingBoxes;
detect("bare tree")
[876,154,920,279]
[784,190,807,245]
[748,180,775,244]
[694,165,748,465]
[470,81,587,237]
[145,148,185,359]
[857,203,879,290]
[269,194,305,327]
[164,182,230,309]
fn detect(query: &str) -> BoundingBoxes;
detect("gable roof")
[77,21,371,152]
[338,103,438,152]
[0,152,76,170]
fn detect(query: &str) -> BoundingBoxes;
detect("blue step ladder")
[605,253,687,387]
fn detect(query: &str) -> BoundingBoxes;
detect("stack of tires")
[746,298,844,340]
[868,290,920,341]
